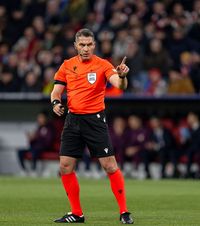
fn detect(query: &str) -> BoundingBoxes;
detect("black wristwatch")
[51,99,61,108]
[119,75,126,79]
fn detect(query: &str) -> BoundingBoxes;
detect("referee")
[51,28,133,224]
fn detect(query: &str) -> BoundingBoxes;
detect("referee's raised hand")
[116,56,129,78]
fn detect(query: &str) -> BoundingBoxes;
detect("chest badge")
[87,72,96,84]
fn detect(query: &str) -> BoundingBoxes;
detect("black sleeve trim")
[54,80,66,86]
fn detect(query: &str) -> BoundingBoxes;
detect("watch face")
[52,100,60,106]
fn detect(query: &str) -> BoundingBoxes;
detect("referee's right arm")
[51,84,65,116]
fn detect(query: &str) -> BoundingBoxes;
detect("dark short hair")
[75,28,94,42]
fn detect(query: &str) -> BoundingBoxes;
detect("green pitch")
[0,177,199,226]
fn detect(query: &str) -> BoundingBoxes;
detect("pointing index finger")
[120,56,127,65]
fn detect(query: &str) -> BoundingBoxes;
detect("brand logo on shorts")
[104,148,108,154]
[87,73,96,84]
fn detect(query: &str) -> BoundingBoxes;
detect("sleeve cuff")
[54,80,66,86]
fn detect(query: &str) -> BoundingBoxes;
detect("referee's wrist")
[118,75,126,79]
[51,99,61,108]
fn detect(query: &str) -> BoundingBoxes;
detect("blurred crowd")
[109,112,200,179]
[0,0,200,96]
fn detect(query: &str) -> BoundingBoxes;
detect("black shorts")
[60,111,114,158]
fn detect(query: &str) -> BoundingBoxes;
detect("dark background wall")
[1,95,200,122]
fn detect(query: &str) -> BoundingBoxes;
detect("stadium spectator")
[99,40,112,61]
[143,38,172,75]
[179,51,193,77]
[17,111,54,177]
[167,68,195,95]
[188,52,200,93]
[6,53,18,77]
[179,51,200,93]
[0,67,19,92]
[21,71,42,93]
[2,6,26,46]
[133,0,150,24]
[16,58,30,80]
[124,115,150,178]
[56,26,75,51]
[151,1,169,30]
[145,117,178,178]
[84,12,100,34]
[13,26,40,61]
[61,0,89,25]
[109,116,128,168]
[42,29,56,50]
[184,112,200,178]
[44,0,62,31]
[130,25,145,47]
[108,11,128,33]
[32,16,46,40]
[51,28,133,224]
[188,10,200,42]
[167,26,200,67]
[125,39,145,93]
[0,41,9,65]
[144,68,167,96]
[112,29,129,60]
[36,50,55,74]
[144,22,156,40]
[42,67,55,96]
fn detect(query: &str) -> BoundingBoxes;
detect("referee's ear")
[74,42,77,50]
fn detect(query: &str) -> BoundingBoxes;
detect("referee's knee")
[104,165,118,174]
[99,156,118,174]
[59,162,74,175]
[101,162,118,174]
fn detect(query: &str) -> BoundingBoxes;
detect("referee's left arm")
[108,56,129,90]
[109,73,128,90]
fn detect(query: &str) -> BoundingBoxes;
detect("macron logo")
[104,148,108,154]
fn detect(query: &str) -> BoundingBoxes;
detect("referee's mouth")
[81,54,91,60]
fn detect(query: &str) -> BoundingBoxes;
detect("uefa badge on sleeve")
[87,73,96,84]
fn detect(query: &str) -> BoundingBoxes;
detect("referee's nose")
[83,45,89,52]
